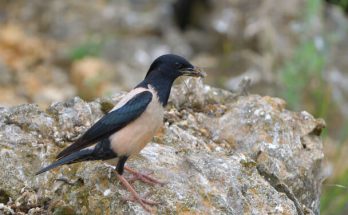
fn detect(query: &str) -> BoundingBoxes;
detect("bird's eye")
[175,62,183,70]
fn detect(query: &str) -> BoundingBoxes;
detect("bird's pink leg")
[115,172,158,212]
[124,166,165,185]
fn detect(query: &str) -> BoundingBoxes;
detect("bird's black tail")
[35,149,94,175]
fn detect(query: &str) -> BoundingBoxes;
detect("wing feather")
[56,91,153,159]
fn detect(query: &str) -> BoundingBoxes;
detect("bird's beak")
[180,67,206,78]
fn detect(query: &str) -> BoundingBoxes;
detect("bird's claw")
[121,193,159,212]
[116,172,161,212]
[122,192,159,206]
[125,166,165,186]
[128,172,164,186]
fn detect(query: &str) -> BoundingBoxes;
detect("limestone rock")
[0,82,324,214]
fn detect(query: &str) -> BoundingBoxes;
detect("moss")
[240,159,257,169]
[100,101,114,114]
[70,187,91,211]
[176,201,197,213]
[0,189,10,204]
[53,206,75,215]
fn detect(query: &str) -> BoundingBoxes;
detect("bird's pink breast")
[109,86,164,157]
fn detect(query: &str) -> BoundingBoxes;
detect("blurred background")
[0,0,347,214]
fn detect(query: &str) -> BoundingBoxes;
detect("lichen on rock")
[0,80,324,214]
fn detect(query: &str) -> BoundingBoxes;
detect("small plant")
[321,169,348,215]
[326,0,348,13]
[279,40,329,118]
[68,40,103,61]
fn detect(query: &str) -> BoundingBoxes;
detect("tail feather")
[35,149,93,175]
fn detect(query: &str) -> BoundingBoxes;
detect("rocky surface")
[0,80,325,214]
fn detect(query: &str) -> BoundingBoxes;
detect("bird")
[36,54,205,211]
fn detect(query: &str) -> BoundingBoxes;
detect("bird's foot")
[122,192,159,206]
[124,166,165,186]
[116,172,158,212]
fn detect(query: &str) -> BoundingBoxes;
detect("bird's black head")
[138,54,205,106]
[145,54,204,80]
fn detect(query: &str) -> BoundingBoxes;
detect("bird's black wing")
[56,91,153,159]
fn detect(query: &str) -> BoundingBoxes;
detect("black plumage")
[56,91,153,159]
[36,139,117,175]
[36,54,204,212]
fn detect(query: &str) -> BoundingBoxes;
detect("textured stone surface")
[0,80,324,214]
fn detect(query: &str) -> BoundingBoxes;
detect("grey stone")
[0,82,324,214]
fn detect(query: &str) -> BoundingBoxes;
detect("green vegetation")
[280,0,332,120]
[321,170,348,215]
[305,0,323,22]
[279,40,327,116]
[279,0,348,214]
[68,39,103,60]
[327,0,348,11]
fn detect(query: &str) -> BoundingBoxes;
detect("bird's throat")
[136,78,174,107]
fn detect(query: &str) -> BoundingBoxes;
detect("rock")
[0,83,324,214]
[0,58,12,86]
[70,57,117,101]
